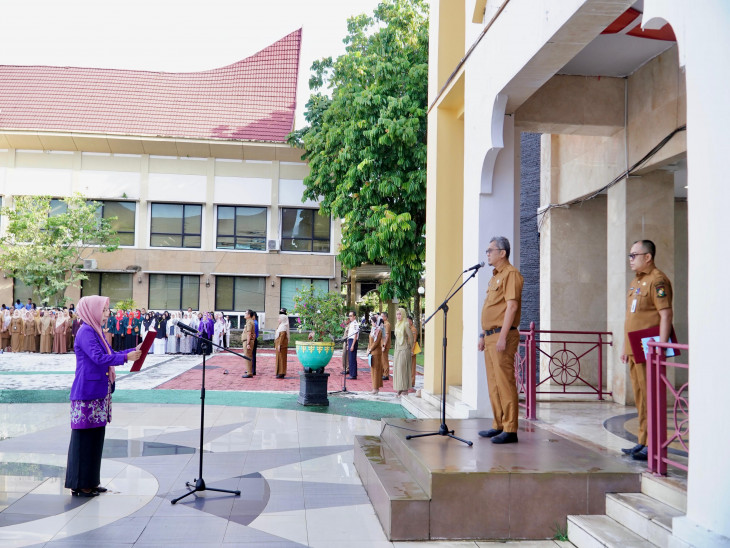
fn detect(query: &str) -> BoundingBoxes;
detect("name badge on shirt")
[631,299,637,313]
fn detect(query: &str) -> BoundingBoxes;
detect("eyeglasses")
[486,247,503,254]
[628,252,647,260]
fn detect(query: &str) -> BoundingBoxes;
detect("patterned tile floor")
[0,350,656,546]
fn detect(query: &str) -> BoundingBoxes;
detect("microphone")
[463,261,485,273]
[176,322,198,336]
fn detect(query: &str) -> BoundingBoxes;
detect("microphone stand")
[170,323,250,504]
[406,267,481,447]
[329,338,349,394]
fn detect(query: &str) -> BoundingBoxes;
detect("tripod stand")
[406,269,479,447]
[171,326,250,504]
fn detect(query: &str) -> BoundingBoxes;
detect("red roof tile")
[0,29,301,144]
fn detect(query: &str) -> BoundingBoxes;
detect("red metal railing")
[646,341,689,475]
[515,322,613,420]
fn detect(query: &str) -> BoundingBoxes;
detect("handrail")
[515,322,613,420]
[646,340,689,475]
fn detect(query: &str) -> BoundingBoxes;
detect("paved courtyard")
[0,350,642,547]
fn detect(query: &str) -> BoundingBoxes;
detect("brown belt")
[484,326,517,336]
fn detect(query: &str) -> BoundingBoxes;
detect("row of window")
[46,200,331,252]
[78,272,329,312]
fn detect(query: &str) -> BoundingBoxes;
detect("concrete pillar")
[424,106,464,395]
[606,170,674,404]
[540,197,607,387]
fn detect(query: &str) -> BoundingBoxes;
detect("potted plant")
[292,285,346,405]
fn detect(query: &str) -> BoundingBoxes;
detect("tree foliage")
[292,285,347,342]
[0,194,120,305]
[289,0,428,302]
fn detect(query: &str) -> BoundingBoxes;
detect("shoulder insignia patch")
[656,285,667,298]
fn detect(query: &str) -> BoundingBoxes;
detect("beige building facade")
[425,1,729,544]
[0,30,341,329]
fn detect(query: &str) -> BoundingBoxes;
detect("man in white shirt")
[346,311,360,379]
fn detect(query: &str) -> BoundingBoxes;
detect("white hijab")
[275,314,290,336]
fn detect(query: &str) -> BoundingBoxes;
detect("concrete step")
[606,492,683,546]
[448,384,463,400]
[353,434,430,540]
[568,514,655,548]
[400,391,440,419]
[421,389,478,419]
[641,473,687,513]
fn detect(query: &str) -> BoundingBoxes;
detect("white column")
[643,1,730,545]
[461,101,519,415]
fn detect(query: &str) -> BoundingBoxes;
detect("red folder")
[627,325,680,364]
[130,329,156,372]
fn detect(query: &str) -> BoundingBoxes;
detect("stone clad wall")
[519,132,540,331]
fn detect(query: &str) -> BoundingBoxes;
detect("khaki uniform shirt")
[624,266,673,354]
[383,320,391,348]
[481,261,524,331]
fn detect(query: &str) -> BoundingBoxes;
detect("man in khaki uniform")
[621,239,673,461]
[478,236,523,444]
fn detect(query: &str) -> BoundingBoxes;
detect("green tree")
[289,0,428,307]
[0,194,120,305]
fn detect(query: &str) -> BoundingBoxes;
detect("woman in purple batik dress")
[64,296,141,497]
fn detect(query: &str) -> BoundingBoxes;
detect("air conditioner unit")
[268,239,279,251]
[83,259,97,270]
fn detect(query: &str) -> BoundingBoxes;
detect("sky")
[1,0,385,129]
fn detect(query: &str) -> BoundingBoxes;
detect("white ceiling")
[559,1,675,78]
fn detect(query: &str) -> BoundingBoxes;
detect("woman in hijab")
[64,296,141,497]
[274,313,290,379]
[1,309,11,350]
[392,307,414,397]
[39,310,54,353]
[166,312,178,354]
[366,315,384,395]
[197,312,214,356]
[178,312,192,354]
[23,309,38,352]
[53,309,68,353]
[153,313,167,355]
[10,309,24,352]
[212,312,225,353]
[111,309,124,351]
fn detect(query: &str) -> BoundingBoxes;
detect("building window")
[150,203,202,248]
[49,198,67,217]
[148,274,200,310]
[280,278,329,311]
[81,272,133,304]
[281,208,330,252]
[216,206,267,250]
[215,276,265,311]
[93,201,136,246]
[12,278,39,305]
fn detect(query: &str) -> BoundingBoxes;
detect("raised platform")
[354,418,641,541]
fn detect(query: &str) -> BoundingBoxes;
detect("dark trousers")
[348,337,358,378]
[252,338,258,375]
[65,426,105,490]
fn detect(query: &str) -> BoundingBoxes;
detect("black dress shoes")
[382,376,390,380]
[71,489,99,497]
[621,443,645,455]
[491,432,518,444]
[242,374,252,378]
[632,447,648,461]
[478,429,503,438]
[95,486,108,493]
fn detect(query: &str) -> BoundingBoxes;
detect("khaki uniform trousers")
[483,329,520,433]
[381,342,391,378]
[628,355,648,445]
